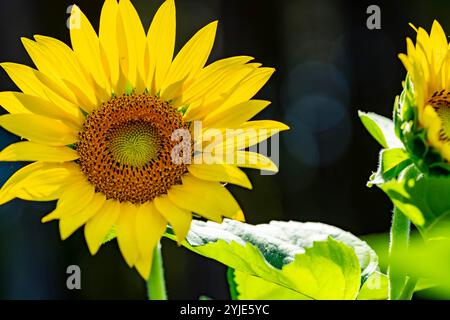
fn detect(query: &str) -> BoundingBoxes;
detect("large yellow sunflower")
[399,21,450,162]
[0,0,287,278]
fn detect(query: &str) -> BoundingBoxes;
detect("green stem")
[398,277,418,300]
[147,242,168,300]
[388,207,411,300]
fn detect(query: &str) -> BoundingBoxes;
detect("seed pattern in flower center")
[108,121,160,167]
[77,94,190,204]
[429,90,450,143]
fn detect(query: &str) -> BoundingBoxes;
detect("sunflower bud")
[396,21,450,176]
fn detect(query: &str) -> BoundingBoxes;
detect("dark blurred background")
[0,0,449,299]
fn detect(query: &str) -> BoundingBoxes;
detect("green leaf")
[233,270,310,300]
[380,164,450,235]
[357,271,389,300]
[359,111,403,149]
[227,268,239,300]
[380,149,410,173]
[279,238,361,300]
[370,148,412,186]
[165,219,378,300]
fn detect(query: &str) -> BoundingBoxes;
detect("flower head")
[398,21,450,174]
[0,0,287,278]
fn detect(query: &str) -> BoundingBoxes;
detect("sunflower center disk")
[108,121,160,167]
[77,94,190,204]
[429,91,450,142]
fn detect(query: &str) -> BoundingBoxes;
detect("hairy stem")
[388,207,411,300]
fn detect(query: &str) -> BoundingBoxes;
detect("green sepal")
[395,76,450,176]
[369,148,412,186]
[124,81,134,96]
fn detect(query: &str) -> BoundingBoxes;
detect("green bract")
[360,100,450,238]
[396,78,450,176]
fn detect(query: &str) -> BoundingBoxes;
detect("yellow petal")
[232,210,246,222]
[117,202,140,267]
[135,252,153,280]
[176,56,254,105]
[188,163,252,189]
[21,37,91,109]
[154,195,192,243]
[0,162,82,205]
[117,0,147,90]
[168,175,241,221]
[216,120,289,151]
[0,63,83,114]
[146,0,176,94]
[182,63,258,121]
[33,35,99,110]
[398,53,412,74]
[0,114,78,147]
[135,202,167,258]
[161,21,218,100]
[406,37,416,58]
[33,36,85,83]
[0,62,50,97]
[84,199,121,255]
[70,5,108,93]
[240,119,290,131]
[416,27,431,61]
[430,20,447,66]
[99,0,120,91]
[0,91,28,113]
[0,142,79,162]
[204,151,279,173]
[203,100,271,128]
[41,177,95,223]
[62,79,97,114]
[21,38,89,105]
[423,105,444,150]
[22,38,64,85]
[234,151,279,173]
[0,91,83,128]
[59,192,106,240]
[217,67,275,112]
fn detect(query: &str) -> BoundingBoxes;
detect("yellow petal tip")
[41,213,56,223]
[232,210,246,222]
[87,244,100,256]
[408,23,418,32]
[20,37,32,45]
[60,230,70,241]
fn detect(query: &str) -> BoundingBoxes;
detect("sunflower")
[0,0,288,278]
[399,21,450,163]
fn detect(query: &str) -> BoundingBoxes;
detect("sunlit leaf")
[165,219,378,300]
[380,164,450,235]
[359,111,403,149]
[370,148,412,186]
